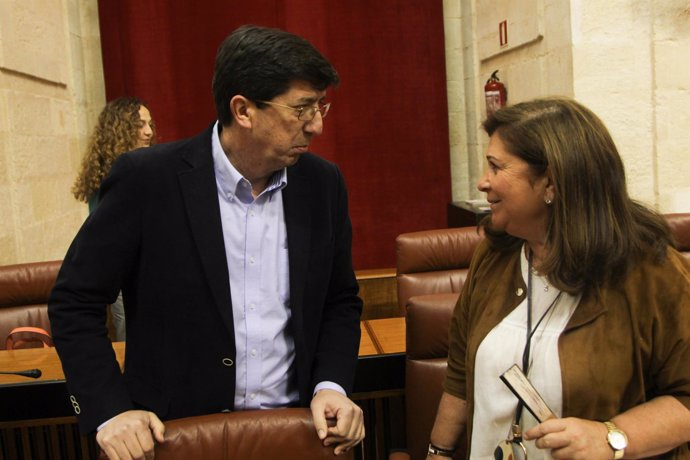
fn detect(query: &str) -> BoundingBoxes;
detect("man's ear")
[230,95,253,128]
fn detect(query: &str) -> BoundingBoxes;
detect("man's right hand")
[96,410,165,460]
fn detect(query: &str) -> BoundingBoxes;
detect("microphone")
[0,369,42,379]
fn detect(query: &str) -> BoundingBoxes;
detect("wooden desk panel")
[365,318,405,354]
[0,324,401,387]
[0,342,125,386]
[0,321,406,422]
[0,346,65,384]
[358,323,378,356]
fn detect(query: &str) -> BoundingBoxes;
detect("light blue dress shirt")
[211,123,344,410]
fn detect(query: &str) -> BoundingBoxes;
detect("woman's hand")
[523,417,612,460]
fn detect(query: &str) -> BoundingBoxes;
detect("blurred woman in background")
[72,97,156,341]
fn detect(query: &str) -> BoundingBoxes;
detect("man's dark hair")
[212,25,340,125]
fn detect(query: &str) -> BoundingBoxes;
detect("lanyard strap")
[513,251,562,428]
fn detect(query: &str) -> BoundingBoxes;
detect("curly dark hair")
[72,97,156,202]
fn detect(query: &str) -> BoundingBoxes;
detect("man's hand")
[96,410,165,460]
[310,389,365,456]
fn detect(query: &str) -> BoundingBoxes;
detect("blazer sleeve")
[48,153,144,433]
[309,164,363,394]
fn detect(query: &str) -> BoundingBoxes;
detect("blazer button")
[222,358,234,367]
[70,395,81,414]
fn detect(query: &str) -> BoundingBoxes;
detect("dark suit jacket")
[48,125,363,433]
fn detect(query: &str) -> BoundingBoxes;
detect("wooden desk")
[361,317,405,355]
[0,320,406,422]
[358,322,379,356]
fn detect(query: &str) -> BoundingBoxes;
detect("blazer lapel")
[283,165,312,316]
[177,127,234,335]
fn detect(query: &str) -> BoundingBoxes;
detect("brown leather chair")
[394,213,690,460]
[667,212,690,258]
[395,226,482,460]
[0,260,61,349]
[153,408,354,460]
[396,225,483,316]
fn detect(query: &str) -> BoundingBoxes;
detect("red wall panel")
[97,0,451,269]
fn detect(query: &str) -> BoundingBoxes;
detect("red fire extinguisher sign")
[484,70,507,116]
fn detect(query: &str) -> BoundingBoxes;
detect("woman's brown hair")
[481,97,672,292]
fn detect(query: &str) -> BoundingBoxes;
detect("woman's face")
[135,105,154,148]
[477,133,551,242]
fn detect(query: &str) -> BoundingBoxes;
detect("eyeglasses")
[256,100,331,121]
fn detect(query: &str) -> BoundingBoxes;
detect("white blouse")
[470,245,581,460]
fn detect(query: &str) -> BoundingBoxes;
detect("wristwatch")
[604,421,628,459]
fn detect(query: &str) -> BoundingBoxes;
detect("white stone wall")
[0,0,103,264]
[444,0,690,213]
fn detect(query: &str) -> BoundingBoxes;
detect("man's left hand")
[310,389,365,455]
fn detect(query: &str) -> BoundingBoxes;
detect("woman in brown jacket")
[427,97,690,460]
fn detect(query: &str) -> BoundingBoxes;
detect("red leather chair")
[0,260,61,349]
[154,408,354,460]
[395,225,482,460]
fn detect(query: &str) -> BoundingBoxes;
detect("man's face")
[247,80,328,176]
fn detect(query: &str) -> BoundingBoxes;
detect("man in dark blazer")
[49,25,364,459]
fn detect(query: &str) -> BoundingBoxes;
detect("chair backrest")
[154,408,354,460]
[395,226,483,315]
[395,226,482,460]
[405,293,464,460]
[667,212,690,257]
[0,260,61,350]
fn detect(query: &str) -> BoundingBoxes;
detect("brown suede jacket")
[444,239,690,459]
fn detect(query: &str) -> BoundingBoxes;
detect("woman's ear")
[543,169,555,203]
[229,95,253,128]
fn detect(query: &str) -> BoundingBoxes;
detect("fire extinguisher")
[484,70,507,116]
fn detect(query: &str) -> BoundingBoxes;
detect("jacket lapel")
[283,164,312,317]
[177,127,234,335]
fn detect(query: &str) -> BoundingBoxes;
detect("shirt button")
[250,393,256,400]
[249,303,255,310]
[222,358,234,367]
[251,349,257,357]
[249,257,255,264]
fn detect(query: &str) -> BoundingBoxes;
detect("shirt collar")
[211,121,287,202]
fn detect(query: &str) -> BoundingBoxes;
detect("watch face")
[608,431,627,450]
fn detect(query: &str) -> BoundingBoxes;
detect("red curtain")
[98,0,451,269]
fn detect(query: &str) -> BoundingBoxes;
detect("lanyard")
[513,250,562,428]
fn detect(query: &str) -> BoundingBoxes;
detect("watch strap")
[427,443,456,457]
